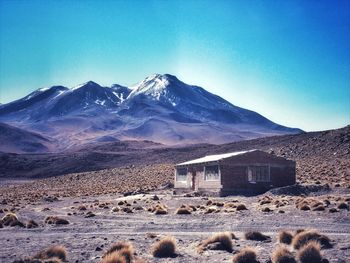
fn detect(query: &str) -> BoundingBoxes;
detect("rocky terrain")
[1,126,349,189]
[0,189,349,262]
[0,126,349,262]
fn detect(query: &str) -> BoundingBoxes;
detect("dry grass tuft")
[337,202,349,210]
[44,216,69,225]
[312,205,325,211]
[101,252,127,263]
[26,219,39,229]
[43,257,63,263]
[104,242,133,258]
[204,207,217,214]
[261,207,273,212]
[1,212,25,227]
[148,204,167,215]
[292,230,331,250]
[299,205,310,211]
[34,245,67,262]
[78,205,87,211]
[111,206,120,212]
[198,232,233,253]
[232,247,258,263]
[278,230,293,245]
[175,207,192,215]
[271,246,296,263]
[297,241,323,263]
[236,204,248,211]
[154,205,168,215]
[328,207,338,213]
[295,229,305,234]
[151,236,176,258]
[245,231,270,241]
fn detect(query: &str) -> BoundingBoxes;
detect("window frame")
[175,167,188,182]
[247,165,270,183]
[204,164,220,181]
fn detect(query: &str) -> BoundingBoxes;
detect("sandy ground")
[1,186,349,263]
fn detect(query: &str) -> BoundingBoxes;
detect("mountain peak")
[128,74,173,99]
[137,73,180,87]
[71,81,100,91]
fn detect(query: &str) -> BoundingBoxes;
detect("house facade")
[174,150,296,196]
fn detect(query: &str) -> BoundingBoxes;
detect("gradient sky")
[0,0,349,131]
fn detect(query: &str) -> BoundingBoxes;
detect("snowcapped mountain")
[0,74,302,151]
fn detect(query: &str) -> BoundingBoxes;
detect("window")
[176,168,187,182]
[205,165,219,181]
[247,166,270,182]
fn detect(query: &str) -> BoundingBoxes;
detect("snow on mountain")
[0,74,302,150]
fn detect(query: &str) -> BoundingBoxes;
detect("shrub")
[1,212,24,227]
[204,207,217,214]
[236,204,247,211]
[199,232,233,253]
[78,205,87,211]
[111,206,120,212]
[278,231,293,245]
[117,201,126,206]
[271,246,296,263]
[262,207,273,212]
[328,208,338,213]
[115,247,133,263]
[26,219,39,229]
[224,202,236,208]
[260,199,272,205]
[297,241,323,263]
[323,199,331,206]
[44,216,69,225]
[34,245,67,262]
[311,202,323,208]
[295,229,305,234]
[104,242,133,257]
[154,205,167,215]
[245,231,270,241]
[175,207,192,215]
[299,205,310,211]
[42,257,63,263]
[232,247,258,263]
[312,205,325,211]
[151,236,176,258]
[101,252,127,263]
[337,202,349,210]
[292,230,331,249]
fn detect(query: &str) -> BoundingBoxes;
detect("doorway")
[191,171,198,191]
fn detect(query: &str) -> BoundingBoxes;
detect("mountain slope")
[0,122,55,153]
[0,74,302,150]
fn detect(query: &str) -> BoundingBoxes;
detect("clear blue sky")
[0,0,349,131]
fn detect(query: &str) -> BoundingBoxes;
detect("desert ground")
[0,186,349,262]
[0,126,349,262]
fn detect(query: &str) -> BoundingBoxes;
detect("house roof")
[176,149,258,166]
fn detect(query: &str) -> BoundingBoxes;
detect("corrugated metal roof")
[176,149,257,166]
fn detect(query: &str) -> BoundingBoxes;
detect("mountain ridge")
[0,73,302,152]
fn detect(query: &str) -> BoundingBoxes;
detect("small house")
[174,149,296,196]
